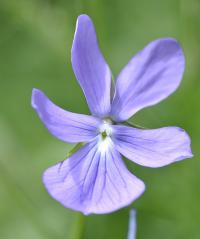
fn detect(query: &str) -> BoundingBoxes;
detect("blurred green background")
[0,0,199,238]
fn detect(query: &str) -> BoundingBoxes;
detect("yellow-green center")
[99,119,113,140]
[101,130,108,139]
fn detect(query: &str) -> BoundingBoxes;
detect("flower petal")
[112,125,193,168]
[72,14,112,117]
[43,137,145,215]
[31,89,101,143]
[111,38,185,121]
[128,210,137,239]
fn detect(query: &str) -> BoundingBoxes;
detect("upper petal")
[72,14,112,117]
[43,137,145,215]
[31,89,101,143]
[111,38,185,122]
[112,125,193,168]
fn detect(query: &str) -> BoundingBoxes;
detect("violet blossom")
[32,14,193,215]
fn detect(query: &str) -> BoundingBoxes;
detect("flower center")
[99,119,113,140]
[97,119,113,153]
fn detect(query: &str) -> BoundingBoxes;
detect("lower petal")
[112,125,193,168]
[43,137,145,214]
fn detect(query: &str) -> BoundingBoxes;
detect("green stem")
[71,213,85,239]
[124,121,146,129]
[66,143,85,158]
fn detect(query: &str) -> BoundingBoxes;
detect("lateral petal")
[112,125,193,168]
[32,89,101,143]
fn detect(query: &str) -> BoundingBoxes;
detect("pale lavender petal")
[127,210,137,239]
[72,14,112,117]
[43,137,145,215]
[111,38,185,122]
[112,125,193,168]
[31,89,101,143]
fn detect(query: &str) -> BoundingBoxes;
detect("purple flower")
[32,14,193,215]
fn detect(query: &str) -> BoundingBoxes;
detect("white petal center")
[97,119,113,153]
[99,119,113,137]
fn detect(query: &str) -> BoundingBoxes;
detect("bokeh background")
[0,0,199,238]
